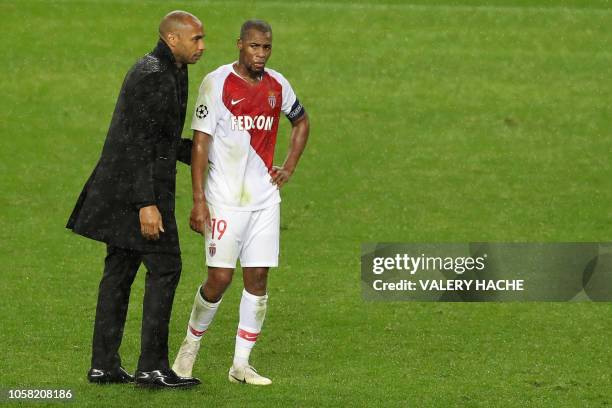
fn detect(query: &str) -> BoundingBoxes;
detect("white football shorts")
[204,203,280,268]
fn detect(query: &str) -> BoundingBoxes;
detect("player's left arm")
[269,113,310,188]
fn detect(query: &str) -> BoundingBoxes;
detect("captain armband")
[286,98,306,123]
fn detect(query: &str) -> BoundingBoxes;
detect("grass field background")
[1,0,611,406]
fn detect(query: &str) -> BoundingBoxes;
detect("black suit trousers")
[91,245,181,372]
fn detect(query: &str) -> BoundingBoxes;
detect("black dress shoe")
[87,367,134,384]
[135,369,201,388]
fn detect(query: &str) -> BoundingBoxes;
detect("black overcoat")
[67,40,192,254]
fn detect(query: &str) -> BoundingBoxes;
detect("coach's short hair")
[240,19,272,39]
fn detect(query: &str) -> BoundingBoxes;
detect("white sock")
[186,286,222,341]
[233,289,267,367]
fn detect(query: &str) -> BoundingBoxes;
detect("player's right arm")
[190,130,212,234]
[190,73,218,234]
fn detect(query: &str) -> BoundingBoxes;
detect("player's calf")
[172,286,223,377]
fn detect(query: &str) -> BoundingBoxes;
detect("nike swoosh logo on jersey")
[231,98,246,106]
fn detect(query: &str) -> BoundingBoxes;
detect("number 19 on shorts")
[210,218,227,240]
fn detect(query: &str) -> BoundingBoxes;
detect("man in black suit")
[66,11,204,388]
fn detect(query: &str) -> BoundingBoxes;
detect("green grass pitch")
[1,0,611,406]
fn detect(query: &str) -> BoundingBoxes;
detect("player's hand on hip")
[269,166,293,189]
[139,205,164,240]
[190,202,210,235]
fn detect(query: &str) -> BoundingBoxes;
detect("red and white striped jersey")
[191,63,305,211]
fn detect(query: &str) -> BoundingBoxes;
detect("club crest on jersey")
[268,92,276,109]
[208,242,216,257]
[231,115,274,131]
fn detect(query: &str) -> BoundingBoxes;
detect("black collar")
[152,39,178,67]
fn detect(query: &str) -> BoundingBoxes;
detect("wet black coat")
[67,40,192,254]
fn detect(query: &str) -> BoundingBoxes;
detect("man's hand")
[269,166,293,189]
[190,201,211,235]
[272,113,309,189]
[139,205,164,240]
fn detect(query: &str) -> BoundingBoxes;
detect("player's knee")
[254,268,268,283]
[206,268,234,290]
[216,274,233,289]
[244,268,268,295]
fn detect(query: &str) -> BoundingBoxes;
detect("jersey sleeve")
[191,73,218,136]
[277,73,306,123]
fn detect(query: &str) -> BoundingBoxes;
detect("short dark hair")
[240,19,272,40]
